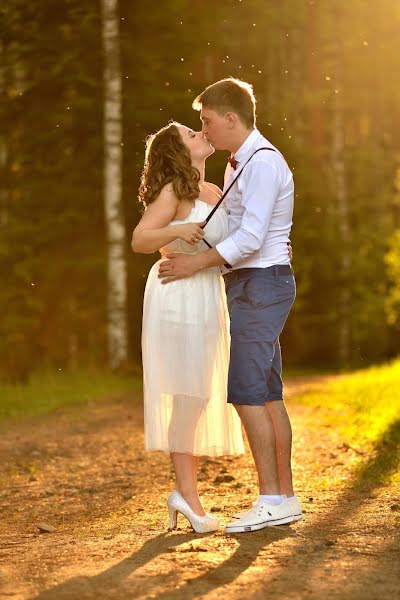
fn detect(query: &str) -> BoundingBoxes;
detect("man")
[159,77,302,532]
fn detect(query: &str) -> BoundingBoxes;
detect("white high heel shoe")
[167,490,220,533]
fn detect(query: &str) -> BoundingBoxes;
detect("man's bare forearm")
[196,247,226,271]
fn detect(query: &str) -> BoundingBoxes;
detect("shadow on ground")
[30,527,292,599]
[247,417,400,599]
[29,419,400,600]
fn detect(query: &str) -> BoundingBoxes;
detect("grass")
[0,368,142,421]
[1,361,399,487]
[294,358,400,485]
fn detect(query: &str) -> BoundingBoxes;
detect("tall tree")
[101,0,128,369]
[0,41,7,228]
[330,2,351,365]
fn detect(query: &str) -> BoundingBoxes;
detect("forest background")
[2,0,400,383]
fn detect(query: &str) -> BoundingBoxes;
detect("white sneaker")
[225,499,296,533]
[232,496,302,523]
[232,500,257,519]
[286,496,302,522]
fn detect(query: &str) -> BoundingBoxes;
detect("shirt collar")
[234,128,261,164]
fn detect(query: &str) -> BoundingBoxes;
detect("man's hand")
[158,253,201,284]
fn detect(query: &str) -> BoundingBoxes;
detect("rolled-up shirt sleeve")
[216,161,281,266]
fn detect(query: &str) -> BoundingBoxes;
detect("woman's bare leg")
[169,395,205,515]
[170,452,205,515]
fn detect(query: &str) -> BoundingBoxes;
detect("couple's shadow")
[30,525,295,599]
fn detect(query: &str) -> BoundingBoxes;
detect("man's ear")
[225,112,237,128]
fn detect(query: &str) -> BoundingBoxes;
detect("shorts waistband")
[223,264,293,280]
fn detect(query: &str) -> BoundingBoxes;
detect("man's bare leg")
[234,404,281,495]
[266,400,294,497]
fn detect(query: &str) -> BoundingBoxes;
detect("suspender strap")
[202,147,276,249]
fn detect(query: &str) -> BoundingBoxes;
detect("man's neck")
[230,128,254,155]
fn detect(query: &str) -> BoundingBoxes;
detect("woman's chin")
[205,146,215,157]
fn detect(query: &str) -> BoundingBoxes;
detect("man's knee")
[267,399,288,414]
[233,403,265,418]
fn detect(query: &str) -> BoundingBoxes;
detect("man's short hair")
[192,77,256,129]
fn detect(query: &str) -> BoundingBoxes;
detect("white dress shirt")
[216,128,294,270]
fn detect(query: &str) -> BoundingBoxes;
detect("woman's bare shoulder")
[138,184,180,223]
[150,183,179,208]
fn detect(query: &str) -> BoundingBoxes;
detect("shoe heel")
[168,505,178,530]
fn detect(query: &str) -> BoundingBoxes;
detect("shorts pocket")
[226,279,247,311]
[243,276,295,310]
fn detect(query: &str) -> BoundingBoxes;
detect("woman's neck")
[192,159,205,185]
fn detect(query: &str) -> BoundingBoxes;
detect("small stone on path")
[38,523,56,533]
[214,474,235,483]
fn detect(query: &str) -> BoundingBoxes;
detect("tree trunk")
[289,14,305,146]
[0,41,8,227]
[330,5,350,366]
[101,0,128,369]
[306,0,324,167]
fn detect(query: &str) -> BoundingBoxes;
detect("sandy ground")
[0,376,399,600]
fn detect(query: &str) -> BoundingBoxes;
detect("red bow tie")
[227,154,238,170]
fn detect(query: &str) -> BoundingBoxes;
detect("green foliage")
[0,368,139,420]
[385,230,400,327]
[295,359,400,485]
[2,0,104,380]
[2,0,400,380]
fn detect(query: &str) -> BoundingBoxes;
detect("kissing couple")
[132,77,302,534]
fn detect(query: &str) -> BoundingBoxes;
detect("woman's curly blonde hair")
[138,122,200,207]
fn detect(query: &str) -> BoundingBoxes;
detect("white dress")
[142,199,245,457]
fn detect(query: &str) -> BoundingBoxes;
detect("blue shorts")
[224,266,296,406]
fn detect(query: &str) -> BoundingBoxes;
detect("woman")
[132,122,244,533]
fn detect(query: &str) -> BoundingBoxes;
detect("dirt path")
[0,377,399,600]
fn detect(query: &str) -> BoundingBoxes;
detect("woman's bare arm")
[131,186,204,254]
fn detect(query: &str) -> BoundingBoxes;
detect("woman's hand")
[287,240,293,262]
[175,222,207,245]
